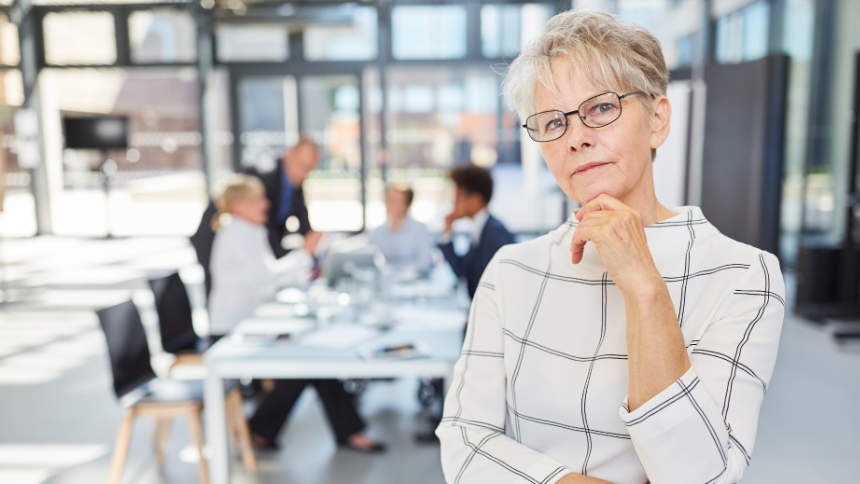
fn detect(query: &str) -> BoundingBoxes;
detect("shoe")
[413,429,438,444]
[251,433,280,451]
[338,440,387,454]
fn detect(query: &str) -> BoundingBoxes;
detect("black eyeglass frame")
[521,90,647,142]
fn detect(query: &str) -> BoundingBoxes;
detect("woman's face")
[231,190,269,226]
[533,58,670,208]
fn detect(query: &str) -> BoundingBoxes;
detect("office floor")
[0,235,858,483]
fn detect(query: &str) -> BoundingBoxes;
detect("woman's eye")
[544,118,564,131]
[590,103,617,115]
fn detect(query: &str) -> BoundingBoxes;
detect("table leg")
[205,369,229,484]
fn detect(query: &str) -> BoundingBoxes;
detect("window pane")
[481,4,552,58]
[391,5,466,59]
[129,9,196,63]
[741,1,769,61]
[305,5,377,61]
[237,76,298,167]
[386,68,501,169]
[44,11,117,65]
[216,25,288,62]
[0,14,20,65]
[300,75,362,232]
[0,69,23,106]
[46,68,204,236]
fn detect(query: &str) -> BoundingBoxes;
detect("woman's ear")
[649,96,671,150]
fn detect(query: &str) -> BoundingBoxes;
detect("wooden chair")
[96,300,253,484]
[146,272,257,469]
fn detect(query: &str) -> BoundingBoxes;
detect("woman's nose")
[564,118,594,153]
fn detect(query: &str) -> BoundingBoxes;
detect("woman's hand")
[574,195,690,410]
[571,194,662,295]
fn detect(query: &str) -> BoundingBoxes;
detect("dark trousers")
[248,379,366,444]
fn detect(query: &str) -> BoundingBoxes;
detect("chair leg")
[225,392,241,444]
[153,417,173,470]
[226,388,256,471]
[109,409,136,484]
[187,409,210,484]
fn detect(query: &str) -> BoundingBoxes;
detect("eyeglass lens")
[526,92,623,142]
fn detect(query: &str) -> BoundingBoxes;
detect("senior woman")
[436,10,784,484]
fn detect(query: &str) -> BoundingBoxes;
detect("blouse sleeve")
[436,252,575,484]
[272,249,313,287]
[620,251,785,484]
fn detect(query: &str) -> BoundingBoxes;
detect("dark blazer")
[439,214,515,299]
[246,159,312,259]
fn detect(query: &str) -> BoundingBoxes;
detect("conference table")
[204,276,468,483]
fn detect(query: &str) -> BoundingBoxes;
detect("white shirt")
[209,218,312,335]
[436,206,785,484]
[368,216,435,275]
[469,208,490,244]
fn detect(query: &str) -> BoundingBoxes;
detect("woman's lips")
[573,162,611,175]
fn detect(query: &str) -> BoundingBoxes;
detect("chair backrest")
[147,272,199,354]
[96,300,157,399]
[189,200,217,299]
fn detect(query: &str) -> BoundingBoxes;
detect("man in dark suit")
[439,164,515,299]
[248,137,318,258]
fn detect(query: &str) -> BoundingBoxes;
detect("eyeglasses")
[522,91,646,143]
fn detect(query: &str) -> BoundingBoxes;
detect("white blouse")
[209,218,312,335]
[436,206,784,484]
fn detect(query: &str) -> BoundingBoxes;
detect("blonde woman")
[209,175,384,453]
[209,174,321,335]
[436,10,784,484]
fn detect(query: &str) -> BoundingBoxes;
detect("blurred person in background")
[414,165,515,444]
[439,164,515,300]
[249,137,319,258]
[208,175,385,454]
[436,10,784,484]
[368,183,435,279]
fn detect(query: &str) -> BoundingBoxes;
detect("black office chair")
[97,300,255,483]
[97,300,210,484]
[147,272,208,371]
[189,200,217,301]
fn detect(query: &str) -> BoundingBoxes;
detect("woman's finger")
[570,224,597,264]
[575,193,627,221]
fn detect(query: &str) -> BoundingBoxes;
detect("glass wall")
[391,5,467,60]
[216,25,289,63]
[129,8,196,64]
[46,67,205,236]
[43,11,117,65]
[304,5,377,61]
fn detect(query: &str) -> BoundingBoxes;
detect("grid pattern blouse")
[436,206,785,484]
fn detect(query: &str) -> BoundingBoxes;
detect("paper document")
[237,317,315,337]
[299,324,380,349]
[254,303,298,319]
[391,306,467,331]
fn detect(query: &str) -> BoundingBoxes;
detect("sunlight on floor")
[0,444,107,483]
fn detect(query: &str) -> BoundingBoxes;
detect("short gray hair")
[503,10,668,120]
